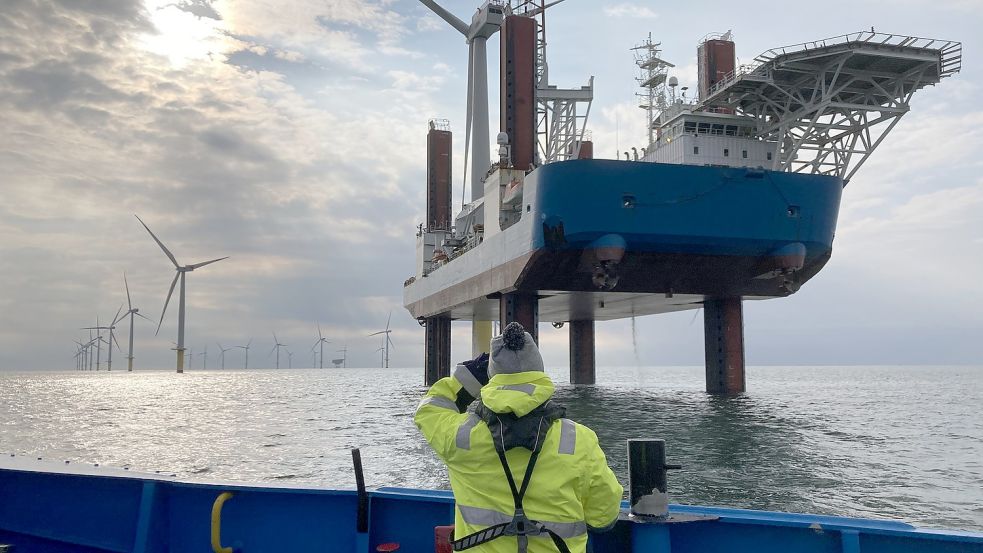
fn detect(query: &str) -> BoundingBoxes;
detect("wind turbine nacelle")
[469,2,504,40]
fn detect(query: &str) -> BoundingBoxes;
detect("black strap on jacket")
[451,408,572,553]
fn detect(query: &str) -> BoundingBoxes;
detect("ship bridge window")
[725,125,738,136]
[684,121,697,133]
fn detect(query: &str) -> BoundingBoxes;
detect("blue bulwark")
[0,460,981,553]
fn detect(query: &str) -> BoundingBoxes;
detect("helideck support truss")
[699,31,962,183]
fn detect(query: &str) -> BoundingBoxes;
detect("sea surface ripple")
[0,365,980,531]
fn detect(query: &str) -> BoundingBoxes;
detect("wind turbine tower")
[419,0,504,202]
[368,312,395,369]
[136,215,228,373]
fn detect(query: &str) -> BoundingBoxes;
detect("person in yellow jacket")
[415,322,623,553]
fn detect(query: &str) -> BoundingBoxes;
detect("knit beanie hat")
[488,322,544,377]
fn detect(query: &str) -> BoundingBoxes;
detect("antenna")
[633,33,675,148]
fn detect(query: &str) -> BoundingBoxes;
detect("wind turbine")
[312,321,330,369]
[121,273,153,371]
[419,0,504,201]
[375,338,385,368]
[199,345,208,370]
[136,214,228,373]
[368,312,395,369]
[287,349,293,369]
[335,345,348,369]
[236,339,251,369]
[217,343,232,370]
[270,333,286,369]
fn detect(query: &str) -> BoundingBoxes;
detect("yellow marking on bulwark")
[211,492,235,553]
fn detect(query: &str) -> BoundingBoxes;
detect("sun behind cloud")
[139,0,233,67]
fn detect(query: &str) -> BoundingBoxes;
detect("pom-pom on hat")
[488,322,544,377]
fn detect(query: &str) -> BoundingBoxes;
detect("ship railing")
[703,31,962,100]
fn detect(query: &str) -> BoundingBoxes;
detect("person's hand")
[461,352,489,387]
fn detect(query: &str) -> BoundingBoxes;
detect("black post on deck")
[627,439,681,518]
[424,316,451,385]
[703,297,746,394]
[569,319,595,385]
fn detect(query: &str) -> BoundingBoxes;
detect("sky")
[1,0,981,372]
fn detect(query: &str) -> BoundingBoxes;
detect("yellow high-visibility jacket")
[414,366,623,553]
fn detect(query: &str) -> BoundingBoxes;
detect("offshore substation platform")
[404,0,962,393]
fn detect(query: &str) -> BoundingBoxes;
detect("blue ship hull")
[528,160,841,295]
[405,159,843,321]
[2,459,980,552]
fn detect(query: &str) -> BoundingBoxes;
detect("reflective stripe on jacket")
[415,368,623,553]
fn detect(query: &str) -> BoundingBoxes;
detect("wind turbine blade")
[368,331,385,337]
[463,40,474,200]
[388,334,395,350]
[386,310,392,331]
[188,256,229,270]
[135,311,154,322]
[317,321,322,340]
[269,344,277,356]
[418,0,469,35]
[247,339,252,347]
[157,271,180,336]
[112,304,125,326]
[124,272,132,310]
[112,332,122,351]
[135,215,180,268]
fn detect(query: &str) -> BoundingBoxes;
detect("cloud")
[1,0,981,371]
[603,3,658,18]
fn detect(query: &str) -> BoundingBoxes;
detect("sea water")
[0,365,980,530]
